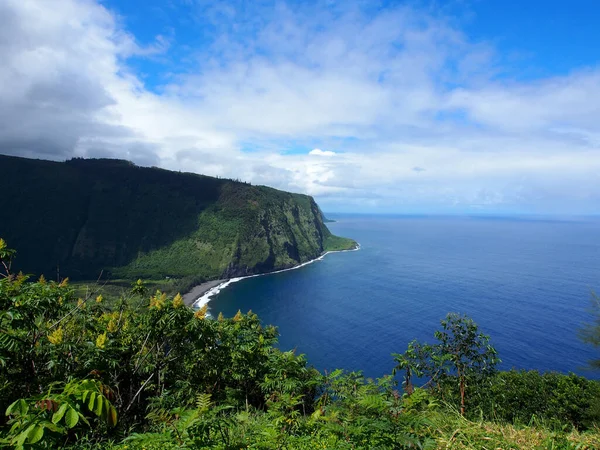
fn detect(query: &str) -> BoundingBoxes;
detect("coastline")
[187,243,360,309]
[182,279,225,306]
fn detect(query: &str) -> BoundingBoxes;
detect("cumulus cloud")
[0,0,599,213]
[0,0,126,158]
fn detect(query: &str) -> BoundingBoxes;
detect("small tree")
[399,313,499,415]
[433,313,499,416]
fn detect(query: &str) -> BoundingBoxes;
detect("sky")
[1,0,600,214]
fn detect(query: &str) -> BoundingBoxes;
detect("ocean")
[206,215,600,379]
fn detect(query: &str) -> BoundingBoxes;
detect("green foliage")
[433,313,499,376]
[3,379,117,449]
[469,370,600,430]
[0,238,16,277]
[401,313,500,416]
[393,339,426,395]
[433,313,499,415]
[1,239,599,449]
[323,234,358,252]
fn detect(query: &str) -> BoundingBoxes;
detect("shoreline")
[187,243,361,309]
[182,279,225,306]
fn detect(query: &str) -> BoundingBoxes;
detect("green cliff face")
[0,155,356,282]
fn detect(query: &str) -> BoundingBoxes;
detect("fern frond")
[196,393,211,412]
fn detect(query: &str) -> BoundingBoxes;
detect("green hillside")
[0,155,356,284]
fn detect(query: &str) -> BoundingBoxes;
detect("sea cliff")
[0,155,356,283]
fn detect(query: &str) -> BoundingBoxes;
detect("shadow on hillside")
[0,156,228,279]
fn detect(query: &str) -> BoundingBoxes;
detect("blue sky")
[2,0,600,213]
[104,0,600,86]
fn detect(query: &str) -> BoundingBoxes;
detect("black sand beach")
[183,279,225,306]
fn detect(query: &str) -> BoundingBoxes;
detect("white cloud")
[0,0,599,213]
[309,149,336,157]
[446,70,600,132]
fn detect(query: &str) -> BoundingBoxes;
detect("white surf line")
[192,243,361,309]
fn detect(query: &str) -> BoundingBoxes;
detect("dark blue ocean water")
[208,215,600,379]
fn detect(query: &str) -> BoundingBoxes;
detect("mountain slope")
[0,155,356,281]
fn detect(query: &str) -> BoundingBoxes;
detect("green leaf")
[27,424,44,444]
[41,421,61,433]
[94,395,104,417]
[65,407,79,429]
[6,399,28,416]
[108,405,117,427]
[16,428,28,447]
[52,403,68,424]
[87,392,96,413]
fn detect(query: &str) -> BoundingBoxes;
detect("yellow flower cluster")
[99,311,120,333]
[48,327,64,345]
[172,293,184,308]
[96,295,103,303]
[96,332,108,349]
[107,318,118,333]
[149,291,167,310]
[194,304,208,319]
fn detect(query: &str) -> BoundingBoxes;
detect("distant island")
[0,155,357,295]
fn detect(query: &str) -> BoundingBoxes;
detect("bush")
[470,370,600,429]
